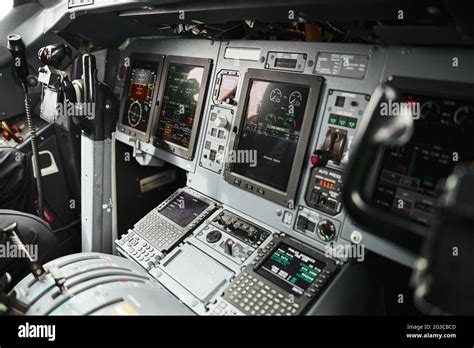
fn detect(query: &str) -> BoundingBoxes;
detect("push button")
[337,116,348,127]
[347,117,358,129]
[328,114,338,125]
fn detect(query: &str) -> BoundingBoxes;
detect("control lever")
[311,149,332,167]
[38,43,72,69]
[311,128,347,167]
[224,239,235,256]
[49,266,68,294]
[1,222,46,281]
[1,222,68,296]
[7,34,45,220]
[0,273,29,315]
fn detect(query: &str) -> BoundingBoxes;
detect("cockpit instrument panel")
[152,56,211,160]
[224,69,324,207]
[118,54,163,141]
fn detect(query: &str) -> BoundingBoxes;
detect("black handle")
[7,34,29,92]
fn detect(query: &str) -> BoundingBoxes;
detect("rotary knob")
[214,115,228,128]
[317,220,336,242]
[225,97,236,105]
[206,230,222,243]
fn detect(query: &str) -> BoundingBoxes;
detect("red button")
[311,155,319,165]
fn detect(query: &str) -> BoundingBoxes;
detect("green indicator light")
[339,119,346,126]
[291,277,297,283]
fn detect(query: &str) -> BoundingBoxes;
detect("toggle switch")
[321,127,347,165]
[224,238,235,256]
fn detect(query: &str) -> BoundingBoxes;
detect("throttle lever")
[1,222,46,281]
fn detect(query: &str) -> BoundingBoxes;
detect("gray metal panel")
[189,40,390,262]
[381,46,474,84]
[160,243,234,302]
[115,39,474,268]
[81,136,113,253]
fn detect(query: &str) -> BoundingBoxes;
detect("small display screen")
[256,243,325,296]
[232,79,310,191]
[319,179,335,189]
[159,192,209,227]
[275,58,297,69]
[155,63,205,149]
[122,61,159,132]
[217,74,239,102]
[372,94,474,225]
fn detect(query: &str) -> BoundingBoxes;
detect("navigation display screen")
[217,74,239,102]
[122,61,160,132]
[155,63,205,149]
[372,94,474,225]
[160,192,209,227]
[256,243,325,296]
[232,80,310,191]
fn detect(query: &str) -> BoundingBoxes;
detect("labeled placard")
[315,52,369,79]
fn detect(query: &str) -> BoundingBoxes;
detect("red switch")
[310,149,332,167]
[2,130,11,140]
[12,124,21,133]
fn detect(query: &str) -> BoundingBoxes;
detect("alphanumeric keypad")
[224,272,301,316]
[134,211,183,252]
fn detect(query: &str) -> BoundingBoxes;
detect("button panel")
[223,234,339,316]
[294,206,341,243]
[115,230,163,271]
[305,167,343,216]
[200,106,233,173]
[317,90,370,165]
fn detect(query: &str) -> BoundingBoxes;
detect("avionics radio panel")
[200,69,241,173]
[117,198,340,316]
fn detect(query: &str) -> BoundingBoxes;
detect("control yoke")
[341,81,424,242]
[37,45,118,140]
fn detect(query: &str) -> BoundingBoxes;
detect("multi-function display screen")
[160,192,209,227]
[372,94,474,225]
[122,61,160,132]
[155,63,205,149]
[256,243,325,296]
[217,74,239,102]
[232,80,310,191]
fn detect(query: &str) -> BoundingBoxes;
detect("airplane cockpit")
[0,0,473,329]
